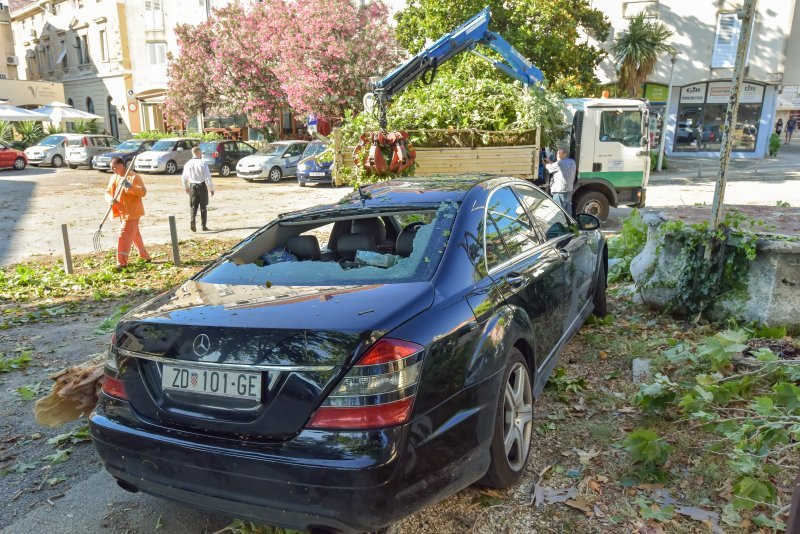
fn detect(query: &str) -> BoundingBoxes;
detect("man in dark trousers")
[181,146,215,232]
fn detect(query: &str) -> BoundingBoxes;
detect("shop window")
[599,110,642,147]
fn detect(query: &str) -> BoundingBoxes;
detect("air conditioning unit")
[6,56,19,66]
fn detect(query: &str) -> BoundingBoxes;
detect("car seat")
[285,235,321,261]
[352,218,391,250]
[396,222,424,257]
[336,233,377,261]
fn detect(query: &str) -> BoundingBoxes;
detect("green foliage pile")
[607,209,647,283]
[631,328,798,520]
[649,150,667,171]
[768,133,781,157]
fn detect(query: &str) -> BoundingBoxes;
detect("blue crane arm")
[371,7,544,102]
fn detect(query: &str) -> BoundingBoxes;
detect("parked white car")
[236,141,308,182]
[134,138,200,174]
[24,134,69,167]
[65,134,120,169]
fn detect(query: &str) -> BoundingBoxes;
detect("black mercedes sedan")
[90,175,607,533]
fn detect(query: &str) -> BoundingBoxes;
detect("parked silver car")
[134,138,200,174]
[24,134,69,167]
[66,135,121,169]
[236,141,308,182]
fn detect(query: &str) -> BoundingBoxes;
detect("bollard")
[168,215,181,267]
[60,224,74,275]
[697,160,703,179]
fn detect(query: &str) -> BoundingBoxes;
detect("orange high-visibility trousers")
[117,218,150,266]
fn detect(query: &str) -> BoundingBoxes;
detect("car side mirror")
[283,153,291,158]
[177,147,184,151]
[576,213,601,231]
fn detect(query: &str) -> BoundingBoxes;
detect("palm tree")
[0,120,13,143]
[611,13,675,97]
[14,121,43,148]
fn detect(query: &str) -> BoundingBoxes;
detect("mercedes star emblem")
[192,334,211,356]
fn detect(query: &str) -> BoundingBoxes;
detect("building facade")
[592,0,800,159]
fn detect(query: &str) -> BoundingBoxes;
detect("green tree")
[14,121,43,147]
[394,0,611,96]
[610,12,674,97]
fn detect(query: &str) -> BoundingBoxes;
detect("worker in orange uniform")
[105,156,151,270]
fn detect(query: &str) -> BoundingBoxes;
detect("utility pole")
[656,52,678,172]
[710,0,757,228]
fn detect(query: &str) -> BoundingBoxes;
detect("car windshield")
[302,143,328,157]
[39,135,65,147]
[257,143,285,156]
[116,140,144,151]
[150,140,177,151]
[199,202,458,287]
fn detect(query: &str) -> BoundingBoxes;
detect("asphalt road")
[2,152,799,267]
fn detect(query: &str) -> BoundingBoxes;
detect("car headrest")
[285,235,321,261]
[396,223,424,257]
[336,233,376,261]
[351,218,386,244]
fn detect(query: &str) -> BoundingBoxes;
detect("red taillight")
[212,151,219,158]
[359,338,422,365]
[82,137,88,147]
[307,338,424,430]
[308,397,414,429]
[101,375,127,400]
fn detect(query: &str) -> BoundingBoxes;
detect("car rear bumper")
[67,156,91,166]
[298,171,332,184]
[90,401,407,532]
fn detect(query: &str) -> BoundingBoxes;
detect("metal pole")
[710,0,757,228]
[60,224,73,275]
[168,215,181,267]
[656,53,678,172]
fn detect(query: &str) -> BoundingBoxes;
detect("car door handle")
[505,273,525,286]
[558,249,570,261]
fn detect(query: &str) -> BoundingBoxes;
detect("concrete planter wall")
[630,211,800,328]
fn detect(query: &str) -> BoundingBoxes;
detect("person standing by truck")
[544,149,577,215]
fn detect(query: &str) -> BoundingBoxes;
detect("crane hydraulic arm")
[354,7,545,176]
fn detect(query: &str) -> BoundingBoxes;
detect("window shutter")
[711,13,740,68]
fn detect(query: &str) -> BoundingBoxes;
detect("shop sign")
[705,81,764,104]
[644,84,669,103]
[679,83,706,104]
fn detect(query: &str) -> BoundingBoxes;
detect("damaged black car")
[90,175,607,533]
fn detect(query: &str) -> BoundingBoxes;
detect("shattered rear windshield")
[198,202,458,286]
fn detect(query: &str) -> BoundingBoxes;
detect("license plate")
[309,172,326,177]
[161,364,262,400]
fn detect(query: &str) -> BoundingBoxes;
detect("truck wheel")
[574,191,609,221]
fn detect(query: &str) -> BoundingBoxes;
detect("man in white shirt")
[544,149,577,215]
[181,146,215,232]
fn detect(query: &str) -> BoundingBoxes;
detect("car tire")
[165,160,178,175]
[298,181,306,187]
[480,348,533,489]
[592,260,608,318]
[574,191,610,222]
[68,164,78,169]
[13,157,26,170]
[268,167,282,183]
[51,154,64,168]
[220,163,232,177]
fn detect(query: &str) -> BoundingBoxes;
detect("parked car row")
[13,134,334,187]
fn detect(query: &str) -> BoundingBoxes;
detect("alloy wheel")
[220,164,231,177]
[269,168,282,182]
[502,362,533,472]
[166,161,177,174]
[52,155,64,168]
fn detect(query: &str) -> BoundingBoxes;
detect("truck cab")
[560,98,650,220]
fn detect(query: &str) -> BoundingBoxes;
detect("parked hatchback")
[296,141,332,187]
[0,142,28,170]
[90,175,607,532]
[66,135,121,169]
[134,138,200,174]
[24,134,68,167]
[93,139,156,172]
[236,141,308,182]
[200,140,256,177]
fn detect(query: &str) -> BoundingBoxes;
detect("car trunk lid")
[113,280,434,441]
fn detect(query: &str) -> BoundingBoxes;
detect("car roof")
[269,140,307,145]
[282,174,519,220]
[154,137,198,142]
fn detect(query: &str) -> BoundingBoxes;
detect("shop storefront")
[667,80,776,158]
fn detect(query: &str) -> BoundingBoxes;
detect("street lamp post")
[656,52,678,172]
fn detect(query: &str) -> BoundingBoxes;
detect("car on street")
[296,140,332,187]
[24,134,68,167]
[93,139,156,172]
[0,142,28,170]
[236,140,308,182]
[65,134,121,169]
[200,140,257,177]
[90,175,607,533]
[134,138,200,174]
